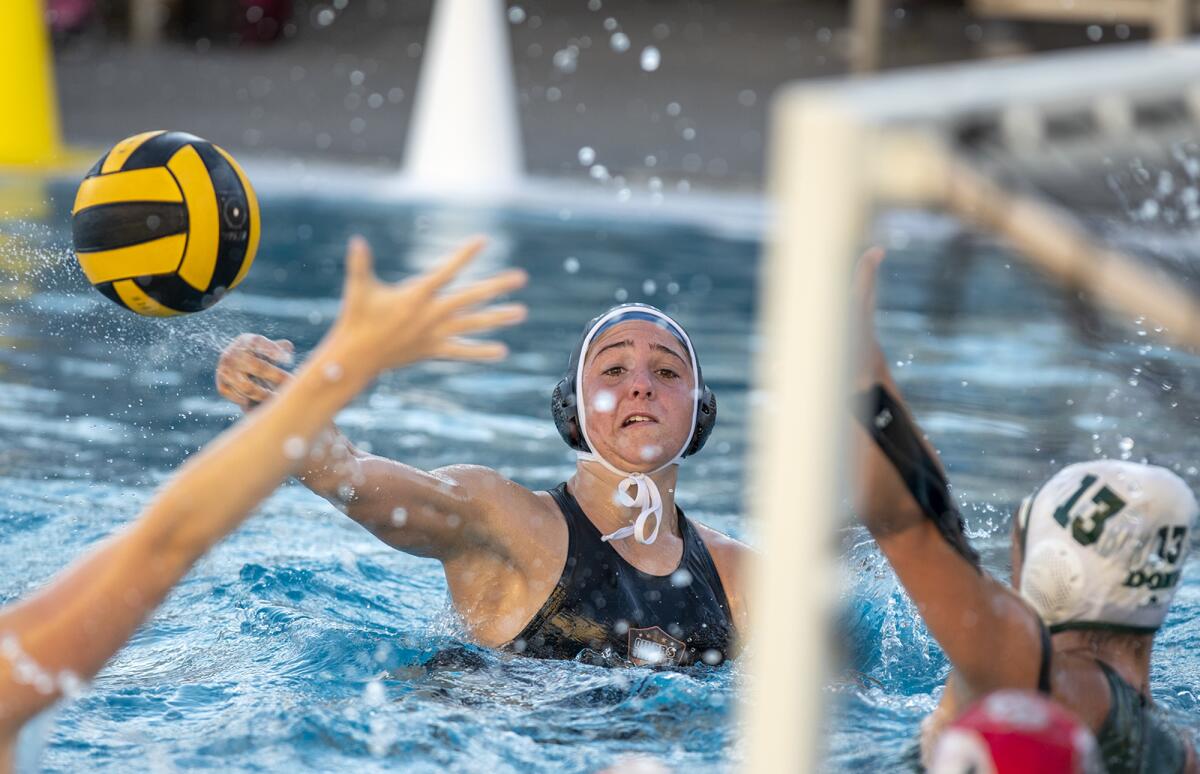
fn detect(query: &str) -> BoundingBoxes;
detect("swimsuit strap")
[1037,620,1053,695]
[507,484,578,648]
[676,509,734,624]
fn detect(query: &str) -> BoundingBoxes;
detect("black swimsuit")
[1034,626,1189,774]
[506,483,736,667]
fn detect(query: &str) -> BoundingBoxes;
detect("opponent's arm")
[852,248,1044,696]
[0,237,526,739]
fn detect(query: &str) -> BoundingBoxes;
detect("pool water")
[2,187,754,773]
[1,186,1198,772]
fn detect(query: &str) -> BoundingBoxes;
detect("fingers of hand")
[232,350,292,386]
[421,236,487,293]
[853,247,885,305]
[438,303,527,337]
[436,269,528,315]
[253,339,294,367]
[343,236,377,303]
[223,332,269,360]
[217,369,274,405]
[433,338,509,362]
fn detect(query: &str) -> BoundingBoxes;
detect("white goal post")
[744,40,1200,773]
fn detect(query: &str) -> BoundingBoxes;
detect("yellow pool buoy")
[71,131,260,316]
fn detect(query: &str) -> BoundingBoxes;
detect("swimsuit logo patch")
[628,626,687,667]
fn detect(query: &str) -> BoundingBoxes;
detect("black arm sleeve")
[854,383,981,570]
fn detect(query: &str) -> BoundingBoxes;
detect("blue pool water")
[0,185,1198,771]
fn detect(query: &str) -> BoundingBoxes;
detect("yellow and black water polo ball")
[71,130,260,316]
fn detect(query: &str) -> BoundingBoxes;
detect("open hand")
[325,236,528,376]
[215,334,295,411]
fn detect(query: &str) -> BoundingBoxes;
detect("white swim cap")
[1017,460,1197,634]
[572,305,702,545]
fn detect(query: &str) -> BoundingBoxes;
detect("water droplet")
[391,507,408,527]
[387,87,405,103]
[546,86,562,102]
[1086,25,1102,41]
[508,5,526,24]
[702,649,723,665]
[315,7,336,27]
[349,70,365,86]
[323,362,343,382]
[670,568,693,588]
[642,279,657,295]
[367,92,384,109]
[610,32,630,52]
[666,101,682,117]
[640,46,661,71]
[283,436,307,459]
[738,89,757,107]
[553,46,579,73]
[1119,437,1135,452]
[587,0,601,9]
[604,17,618,31]
[577,146,596,165]
[592,390,616,413]
[589,164,609,180]
[615,288,628,302]
[363,680,386,706]
[563,256,580,274]
[639,444,663,460]
[682,127,696,141]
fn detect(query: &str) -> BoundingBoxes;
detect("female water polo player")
[851,248,1198,773]
[0,237,526,771]
[216,302,750,667]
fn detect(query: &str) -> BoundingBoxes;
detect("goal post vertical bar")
[742,90,873,773]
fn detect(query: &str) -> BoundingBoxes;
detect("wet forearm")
[139,341,371,561]
[292,425,368,505]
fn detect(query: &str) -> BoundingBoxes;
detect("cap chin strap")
[577,451,672,544]
[574,306,699,546]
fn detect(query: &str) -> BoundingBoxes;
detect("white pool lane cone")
[404,0,524,197]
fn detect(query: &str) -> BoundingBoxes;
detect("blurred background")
[46,0,1177,192]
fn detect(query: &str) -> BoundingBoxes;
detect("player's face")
[580,321,695,472]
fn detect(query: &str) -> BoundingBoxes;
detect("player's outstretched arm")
[215,249,535,561]
[0,236,526,741]
[851,248,1043,697]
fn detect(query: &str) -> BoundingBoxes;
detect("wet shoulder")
[431,465,563,546]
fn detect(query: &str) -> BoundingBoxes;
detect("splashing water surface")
[1,188,1198,771]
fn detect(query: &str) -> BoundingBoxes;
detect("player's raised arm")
[0,237,526,745]
[850,248,1044,696]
